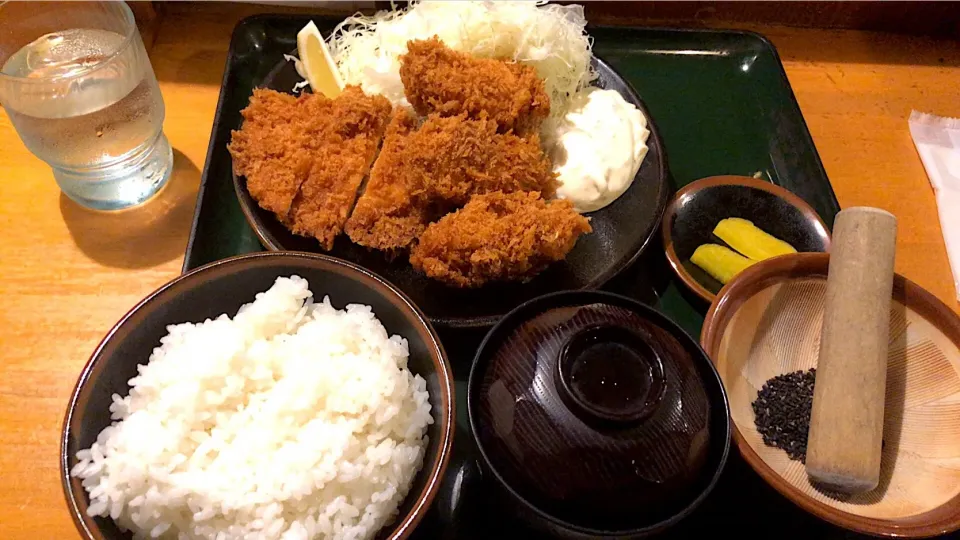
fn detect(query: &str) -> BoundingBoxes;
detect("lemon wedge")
[296,21,344,98]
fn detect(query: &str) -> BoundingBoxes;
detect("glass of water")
[0,1,172,210]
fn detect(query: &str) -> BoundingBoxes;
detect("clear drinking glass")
[0,1,172,210]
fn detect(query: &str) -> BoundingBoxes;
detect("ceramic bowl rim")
[60,251,455,540]
[231,54,670,330]
[660,174,832,304]
[467,289,731,536]
[700,251,960,537]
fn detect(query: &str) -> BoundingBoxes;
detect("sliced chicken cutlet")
[344,109,431,252]
[407,114,558,207]
[228,86,391,250]
[287,87,392,249]
[399,37,550,137]
[346,112,559,252]
[410,191,592,288]
[228,89,311,217]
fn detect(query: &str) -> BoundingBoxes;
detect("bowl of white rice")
[61,252,454,540]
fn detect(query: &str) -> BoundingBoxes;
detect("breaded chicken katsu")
[228,86,391,249]
[410,191,592,288]
[230,39,594,288]
[407,114,558,206]
[286,89,392,248]
[228,89,310,217]
[344,109,431,252]
[346,112,558,251]
[399,38,550,137]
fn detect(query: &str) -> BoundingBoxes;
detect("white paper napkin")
[909,110,960,302]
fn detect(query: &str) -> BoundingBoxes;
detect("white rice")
[71,276,433,540]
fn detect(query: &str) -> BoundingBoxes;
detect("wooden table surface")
[1,3,959,537]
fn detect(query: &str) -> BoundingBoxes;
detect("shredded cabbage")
[282,54,311,93]
[326,1,596,119]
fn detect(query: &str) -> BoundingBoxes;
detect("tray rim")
[173,13,853,538]
[183,15,839,276]
[581,22,835,216]
[181,21,239,274]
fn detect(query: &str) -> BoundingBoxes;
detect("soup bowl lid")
[468,290,729,533]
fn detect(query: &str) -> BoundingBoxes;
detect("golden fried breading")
[287,88,392,248]
[346,112,559,252]
[410,191,592,288]
[228,89,311,217]
[344,109,432,252]
[287,141,375,249]
[400,37,550,137]
[228,87,391,249]
[407,114,558,207]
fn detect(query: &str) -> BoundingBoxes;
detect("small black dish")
[61,252,454,540]
[661,175,832,303]
[233,55,669,329]
[467,290,730,538]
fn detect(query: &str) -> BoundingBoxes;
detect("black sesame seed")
[752,368,816,463]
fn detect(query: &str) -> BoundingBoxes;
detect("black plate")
[232,55,669,328]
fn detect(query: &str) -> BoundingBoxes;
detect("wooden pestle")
[806,207,897,494]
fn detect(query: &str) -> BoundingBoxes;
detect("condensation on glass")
[0,1,172,210]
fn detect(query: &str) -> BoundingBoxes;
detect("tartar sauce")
[548,87,649,213]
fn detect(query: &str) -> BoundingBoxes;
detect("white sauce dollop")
[548,87,649,213]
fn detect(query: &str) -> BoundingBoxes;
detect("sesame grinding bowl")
[701,252,960,537]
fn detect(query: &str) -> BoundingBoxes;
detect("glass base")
[54,132,174,211]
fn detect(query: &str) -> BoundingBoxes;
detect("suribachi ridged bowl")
[701,252,960,537]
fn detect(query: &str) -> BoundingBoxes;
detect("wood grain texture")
[716,275,960,525]
[580,1,960,38]
[702,253,960,536]
[0,2,959,537]
[806,208,897,493]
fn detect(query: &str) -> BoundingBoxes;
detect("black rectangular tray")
[178,14,915,539]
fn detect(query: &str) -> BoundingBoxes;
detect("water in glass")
[1,16,172,210]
